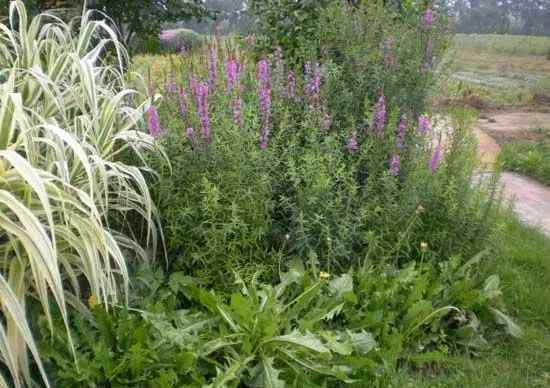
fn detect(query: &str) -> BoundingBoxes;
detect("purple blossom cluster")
[305,62,321,105]
[146,105,161,137]
[257,59,272,150]
[423,8,434,30]
[396,115,407,149]
[194,81,211,142]
[225,58,240,93]
[418,115,431,134]
[373,95,387,136]
[389,155,401,176]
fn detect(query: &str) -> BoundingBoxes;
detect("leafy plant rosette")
[39,254,521,387]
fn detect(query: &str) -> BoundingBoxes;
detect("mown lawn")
[401,217,550,387]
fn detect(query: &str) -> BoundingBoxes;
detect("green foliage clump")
[38,257,520,387]
[500,140,550,185]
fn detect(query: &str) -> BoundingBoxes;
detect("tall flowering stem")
[257,59,272,150]
[194,82,211,142]
[225,58,239,94]
[423,7,434,30]
[305,62,321,106]
[396,114,407,149]
[146,105,161,137]
[208,44,218,88]
[418,115,431,135]
[430,143,442,173]
[373,94,387,136]
[389,155,401,176]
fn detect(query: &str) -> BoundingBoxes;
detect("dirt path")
[475,111,550,235]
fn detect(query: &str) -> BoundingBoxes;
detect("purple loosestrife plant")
[396,114,407,149]
[208,45,218,88]
[257,59,272,150]
[423,8,434,30]
[346,130,359,153]
[389,155,401,176]
[146,106,161,137]
[373,94,387,136]
[225,58,239,94]
[305,62,321,105]
[418,115,431,135]
[194,82,211,142]
[430,143,442,173]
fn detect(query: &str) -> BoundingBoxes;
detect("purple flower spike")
[146,105,161,137]
[418,115,431,134]
[225,58,239,93]
[208,45,218,88]
[389,155,401,176]
[396,114,407,149]
[305,62,321,105]
[346,131,359,153]
[423,8,434,30]
[373,94,387,136]
[194,82,211,142]
[430,143,442,173]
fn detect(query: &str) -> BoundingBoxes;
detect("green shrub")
[146,39,498,285]
[500,141,550,185]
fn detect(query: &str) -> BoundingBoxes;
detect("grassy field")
[438,34,550,107]
[399,218,550,387]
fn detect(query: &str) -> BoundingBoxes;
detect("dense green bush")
[145,41,498,286]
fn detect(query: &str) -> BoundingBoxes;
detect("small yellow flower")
[420,242,429,253]
[319,271,330,280]
[416,205,425,215]
[88,295,98,308]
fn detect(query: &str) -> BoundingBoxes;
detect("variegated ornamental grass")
[0,1,162,386]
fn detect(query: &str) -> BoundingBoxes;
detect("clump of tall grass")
[0,1,161,386]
